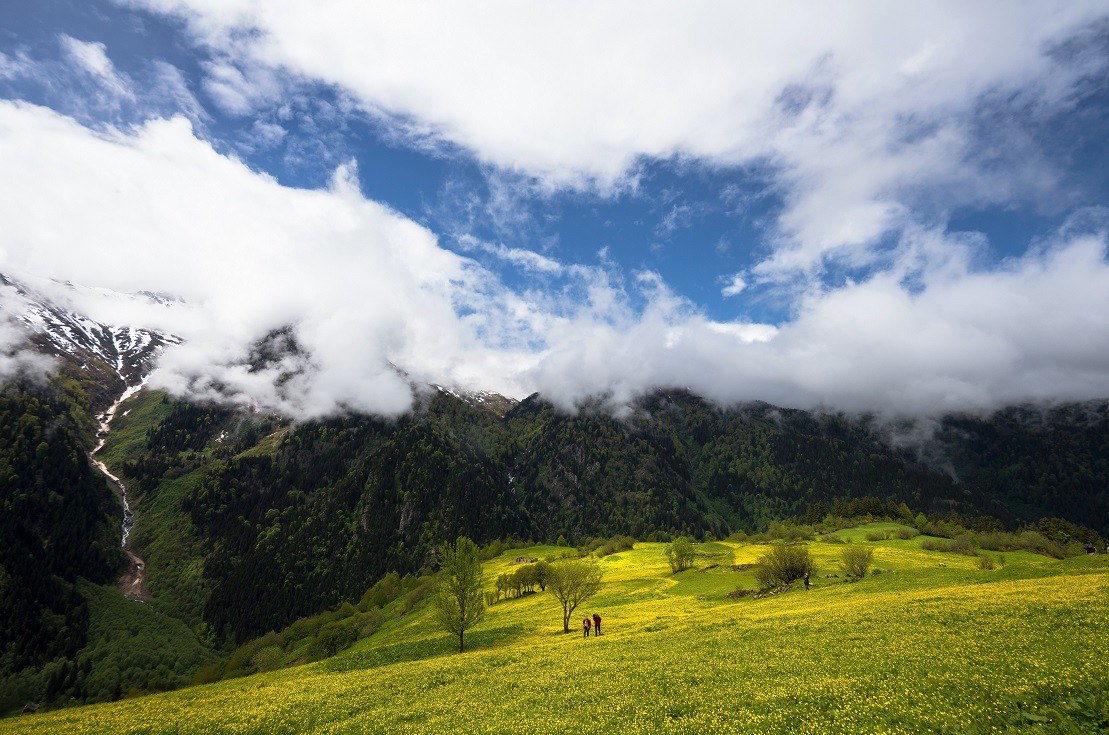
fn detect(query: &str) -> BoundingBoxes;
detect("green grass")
[126,467,213,625]
[97,389,215,625]
[95,390,174,470]
[6,532,1107,734]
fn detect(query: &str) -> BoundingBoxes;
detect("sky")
[1,1,1108,418]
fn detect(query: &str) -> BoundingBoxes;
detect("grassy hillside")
[7,524,1107,734]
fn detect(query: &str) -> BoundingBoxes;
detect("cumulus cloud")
[120,0,1109,275]
[529,228,1109,416]
[0,101,534,416]
[1,102,1108,420]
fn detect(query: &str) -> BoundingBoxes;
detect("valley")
[0,287,1106,730]
[3,527,1106,734]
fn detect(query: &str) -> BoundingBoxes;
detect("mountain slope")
[0,273,178,387]
[94,384,1107,646]
[4,533,1106,734]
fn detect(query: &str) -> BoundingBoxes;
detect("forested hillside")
[3,345,1106,714]
[0,378,124,711]
[98,386,1109,645]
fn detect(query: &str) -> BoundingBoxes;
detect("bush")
[976,554,997,570]
[840,546,874,579]
[306,619,358,660]
[767,521,816,541]
[359,608,385,638]
[665,536,696,573]
[949,535,975,555]
[821,534,846,544]
[921,535,977,556]
[400,577,436,614]
[864,531,886,542]
[896,528,920,540]
[595,535,636,558]
[251,645,282,673]
[753,545,813,589]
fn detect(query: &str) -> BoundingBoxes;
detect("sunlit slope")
[7,528,1107,735]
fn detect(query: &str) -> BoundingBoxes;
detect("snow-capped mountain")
[0,273,180,385]
[433,384,519,416]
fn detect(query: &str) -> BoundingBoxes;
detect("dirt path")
[117,550,151,601]
[91,385,151,601]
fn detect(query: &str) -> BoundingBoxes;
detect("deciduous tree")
[433,537,485,653]
[547,559,603,633]
[665,536,695,573]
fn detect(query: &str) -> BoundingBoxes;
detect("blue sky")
[2,1,1108,416]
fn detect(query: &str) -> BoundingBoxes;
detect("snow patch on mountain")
[433,384,519,417]
[0,273,180,384]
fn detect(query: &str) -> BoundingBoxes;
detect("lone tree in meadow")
[433,536,485,653]
[547,559,603,633]
[665,535,696,573]
[753,544,813,589]
[840,545,874,579]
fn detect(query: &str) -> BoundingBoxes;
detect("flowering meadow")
[6,525,1106,734]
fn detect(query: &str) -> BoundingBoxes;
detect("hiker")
[583,617,591,638]
[593,613,602,636]
[803,571,810,590]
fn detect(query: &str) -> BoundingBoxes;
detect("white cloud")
[121,0,1109,276]
[721,274,747,298]
[0,101,534,416]
[0,50,37,81]
[2,101,1108,420]
[527,229,1109,415]
[458,236,565,276]
[58,35,134,102]
[0,316,55,383]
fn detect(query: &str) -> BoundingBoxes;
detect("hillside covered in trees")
[101,386,1109,645]
[2,345,1106,714]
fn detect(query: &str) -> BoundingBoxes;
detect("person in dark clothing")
[592,613,602,636]
[583,617,591,638]
[803,571,811,590]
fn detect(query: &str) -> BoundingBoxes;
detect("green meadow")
[7,525,1107,734]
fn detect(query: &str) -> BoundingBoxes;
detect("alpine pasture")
[7,524,1106,735]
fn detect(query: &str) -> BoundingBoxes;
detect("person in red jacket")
[592,613,602,636]
[582,617,591,638]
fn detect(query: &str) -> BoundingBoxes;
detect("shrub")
[896,528,920,540]
[359,608,385,638]
[840,546,874,579]
[976,554,997,570]
[595,535,636,557]
[307,620,357,660]
[400,577,436,614]
[251,645,282,673]
[753,545,813,589]
[665,536,696,573]
[767,521,816,541]
[864,531,885,542]
[921,535,977,556]
[822,534,846,544]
